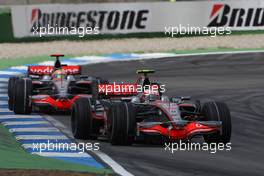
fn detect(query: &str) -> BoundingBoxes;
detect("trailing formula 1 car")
[71,70,232,145]
[8,54,106,114]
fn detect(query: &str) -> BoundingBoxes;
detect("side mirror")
[80,75,89,79]
[170,97,181,103]
[181,96,191,101]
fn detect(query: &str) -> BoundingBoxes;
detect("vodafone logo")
[28,66,80,75]
[63,68,80,74]
[29,66,54,75]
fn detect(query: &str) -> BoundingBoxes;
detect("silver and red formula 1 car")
[71,70,231,145]
[8,54,106,114]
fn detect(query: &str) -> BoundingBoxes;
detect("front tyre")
[110,102,136,145]
[8,77,19,110]
[202,101,232,144]
[71,98,98,140]
[13,78,32,114]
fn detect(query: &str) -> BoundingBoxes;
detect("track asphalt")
[51,52,264,176]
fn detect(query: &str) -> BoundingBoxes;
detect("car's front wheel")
[202,101,232,144]
[13,78,32,114]
[8,77,19,111]
[71,98,98,140]
[109,102,136,145]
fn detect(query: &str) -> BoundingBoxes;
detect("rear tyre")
[202,101,232,144]
[110,102,136,145]
[8,77,19,110]
[13,78,32,114]
[71,98,98,140]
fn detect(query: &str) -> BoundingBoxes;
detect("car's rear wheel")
[13,78,32,114]
[110,102,136,145]
[71,98,98,140]
[8,77,19,110]
[202,101,232,144]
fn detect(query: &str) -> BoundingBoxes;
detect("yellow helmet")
[52,69,66,79]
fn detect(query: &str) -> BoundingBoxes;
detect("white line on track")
[9,66,28,70]
[0,115,42,119]
[0,78,9,82]
[0,84,7,87]
[0,108,11,112]
[92,150,134,176]
[32,152,91,157]
[0,101,7,105]
[0,94,8,98]
[3,121,50,126]
[16,135,68,140]
[44,114,134,176]
[0,71,21,75]
[135,50,264,60]
[9,127,60,132]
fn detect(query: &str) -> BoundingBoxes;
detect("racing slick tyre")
[8,77,19,110]
[71,98,99,140]
[13,78,32,114]
[202,101,232,144]
[110,102,136,145]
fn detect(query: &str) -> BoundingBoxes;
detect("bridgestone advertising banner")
[11,0,264,38]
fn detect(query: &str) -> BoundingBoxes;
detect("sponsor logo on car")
[28,66,80,75]
[29,66,54,75]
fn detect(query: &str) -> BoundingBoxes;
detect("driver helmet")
[52,69,66,80]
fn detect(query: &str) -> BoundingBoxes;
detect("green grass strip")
[0,125,112,174]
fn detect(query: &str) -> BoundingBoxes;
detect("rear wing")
[62,65,81,75]
[28,65,81,75]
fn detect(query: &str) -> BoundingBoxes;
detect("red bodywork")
[140,121,219,140]
[138,101,220,140]
[90,99,221,141]
[28,65,90,111]
[31,94,90,111]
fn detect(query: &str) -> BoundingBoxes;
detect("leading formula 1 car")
[71,70,231,145]
[8,54,106,114]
